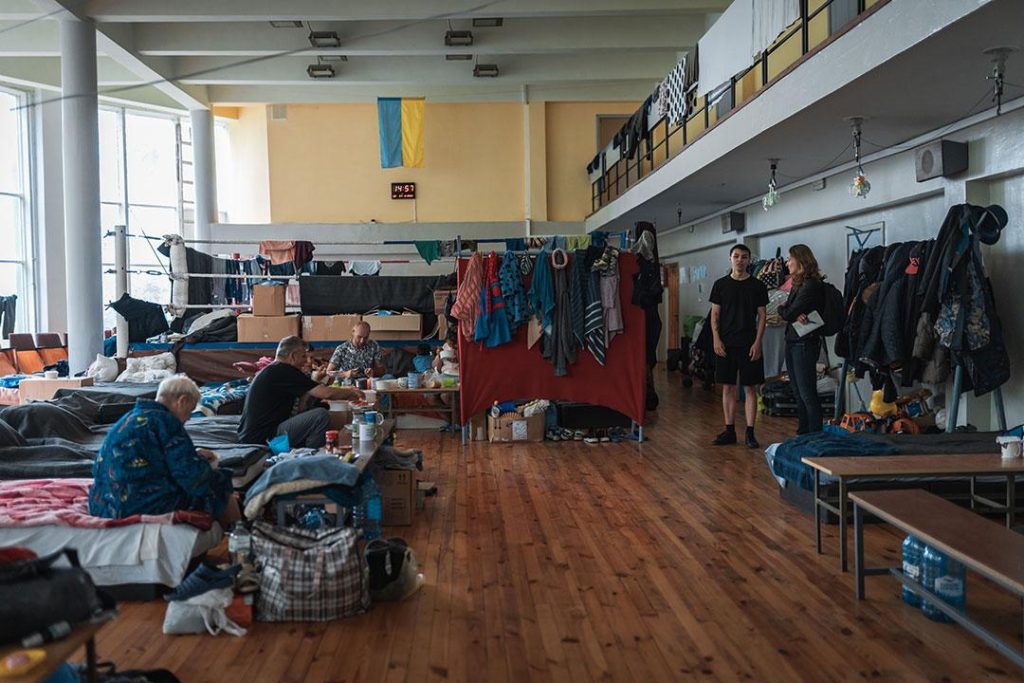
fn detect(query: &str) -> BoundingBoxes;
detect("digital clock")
[391,182,416,200]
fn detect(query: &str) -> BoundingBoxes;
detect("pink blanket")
[0,479,213,530]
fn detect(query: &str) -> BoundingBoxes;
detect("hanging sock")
[414,240,440,265]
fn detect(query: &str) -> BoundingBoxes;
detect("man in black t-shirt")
[238,336,363,448]
[709,244,768,448]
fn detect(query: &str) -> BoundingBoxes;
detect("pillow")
[0,418,26,448]
[87,354,119,383]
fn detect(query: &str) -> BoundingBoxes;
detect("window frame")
[0,84,36,334]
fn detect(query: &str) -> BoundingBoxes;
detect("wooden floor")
[89,371,1021,682]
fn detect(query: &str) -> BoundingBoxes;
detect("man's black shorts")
[714,345,765,386]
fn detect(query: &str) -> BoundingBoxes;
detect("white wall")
[660,105,1024,430]
[33,88,66,333]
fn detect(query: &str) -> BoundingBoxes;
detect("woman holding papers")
[778,244,826,434]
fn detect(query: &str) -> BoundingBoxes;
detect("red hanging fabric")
[457,252,647,426]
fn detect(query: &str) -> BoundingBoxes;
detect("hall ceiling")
[0,0,730,108]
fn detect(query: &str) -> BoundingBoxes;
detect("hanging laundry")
[584,270,606,366]
[662,54,691,125]
[565,235,591,251]
[595,247,624,345]
[541,249,575,376]
[504,238,527,252]
[0,294,16,339]
[439,240,458,258]
[474,253,512,348]
[259,240,295,265]
[414,240,441,265]
[349,260,382,276]
[314,261,346,276]
[526,237,547,250]
[451,252,483,338]
[498,251,529,333]
[568,252,586,348]
[210,258,229,306]
[293,241,315,269]
[528,250,555,333]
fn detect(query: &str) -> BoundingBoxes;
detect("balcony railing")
[590,0,888,214]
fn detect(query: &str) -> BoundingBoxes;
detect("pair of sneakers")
[712,427,759,449]
[165,562,242,602]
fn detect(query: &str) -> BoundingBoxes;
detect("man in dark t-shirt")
[709,244,768,448]
[238,336,363,448]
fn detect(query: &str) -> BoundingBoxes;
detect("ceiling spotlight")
[269,20,303,28]
[308,30,341,48]
[473,63,499,77]
[445,54,473,61]
[318,54,347,62]
[472,18,503,27]
[445,30,474,47]
[307,63,336,79]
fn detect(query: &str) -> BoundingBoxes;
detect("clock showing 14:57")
[391,182,416,199]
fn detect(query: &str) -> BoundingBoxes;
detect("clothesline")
[103,230,627,248]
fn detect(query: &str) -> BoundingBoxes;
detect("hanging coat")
[474,253,512,348]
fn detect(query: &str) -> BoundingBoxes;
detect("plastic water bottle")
[229,525,251,566]
[921,545,965,622]
[353,476,383,540]
[900,535,924,607]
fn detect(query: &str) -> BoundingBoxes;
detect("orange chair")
[0,349,16,376]
[14,350,45,374]
[38,347,68,366]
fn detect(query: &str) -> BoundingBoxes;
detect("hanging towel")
[528,252,555,333]
[349,260,382,276]
[259,240,295,265]
[584,271,606,365]
[541,254,576,377]
[377,97,425,168]
[474,253,512,348]
[565,235,591,251]
[414,240,440,265]
[568,252,586,348]
[697,0,754,97]
[452,252,483,338]
[293,241,315,269]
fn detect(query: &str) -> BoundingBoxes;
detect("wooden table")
[851,489,1024,668]
[0,618,111,683]
[802,453,1024,572]
[374,386,459,433]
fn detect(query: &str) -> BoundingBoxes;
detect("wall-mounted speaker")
[721,212,745,234]
[915,140,967,182]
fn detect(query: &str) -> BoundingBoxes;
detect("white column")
[33,88,66,334]
[190,109,218,252]
[60,19,103,373]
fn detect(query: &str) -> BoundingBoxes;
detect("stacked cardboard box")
[238,284,299,342]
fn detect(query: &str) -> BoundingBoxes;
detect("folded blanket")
[0,479,213,530]
[770,432,899,491]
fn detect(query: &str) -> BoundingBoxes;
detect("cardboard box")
[488,412,545,443]
[237,314,300,343]
[251,284,286,316]
[362,313,422,340]
[433,289,455,315]
[467,412,489,442]
[376,468,414,526]
[302,314,361,341]
[19,376,94,403]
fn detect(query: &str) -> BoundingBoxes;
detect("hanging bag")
[252,522,369,622]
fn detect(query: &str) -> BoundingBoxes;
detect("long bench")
[851,489,1024,668]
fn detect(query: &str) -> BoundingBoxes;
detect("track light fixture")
[472,18,503,27]
[473,63,499,77]
[846,117,871,198]
[306,61,336,79]
[445,30,474,47]
[762,159,780,211]
[308,30,341,48]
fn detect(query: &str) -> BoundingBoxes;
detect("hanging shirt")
[451,252,483,338]
[349,260,382,276]
[259,240,296,265]
[474,253,512,348]
[498,251,529,333]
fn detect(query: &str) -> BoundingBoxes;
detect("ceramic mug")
[362,410,383,425]
[359,422,378,440]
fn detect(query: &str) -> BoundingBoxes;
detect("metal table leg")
[854,502,865,600]
[1008,474,1016,528]
[86,636,97,683]
[839,477,848,573]
[813,469,822,555]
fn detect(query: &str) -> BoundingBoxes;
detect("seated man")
[89,374,240,526]
[326,321,384,380]
[238,335,363,448]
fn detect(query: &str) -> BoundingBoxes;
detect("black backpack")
[820,282,846,336]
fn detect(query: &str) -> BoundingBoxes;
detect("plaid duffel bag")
[252,521,369,622]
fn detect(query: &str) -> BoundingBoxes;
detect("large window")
[99,107,186,328]
[0,87,33,334]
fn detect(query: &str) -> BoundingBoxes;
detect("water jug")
[901,535,924,607]
[921,545,965,622]
[353,475,382,540]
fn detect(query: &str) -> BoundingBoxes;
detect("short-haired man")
[238,336,363,448]
[90,375,240,526]
[709,244,768,448]
[327,321,384,380]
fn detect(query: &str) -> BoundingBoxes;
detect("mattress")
[0,521,222,587]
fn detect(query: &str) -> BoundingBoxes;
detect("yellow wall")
[544,102,640,221]
[229,106,271,223]
[265,102,525,223]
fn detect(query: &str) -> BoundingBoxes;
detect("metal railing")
[591,0,885,214]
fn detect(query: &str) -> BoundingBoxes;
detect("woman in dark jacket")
[778,244,826,434]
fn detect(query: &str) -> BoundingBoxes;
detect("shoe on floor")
[165,562,241,602]
[711,429,737,446]
[745,433,760,449]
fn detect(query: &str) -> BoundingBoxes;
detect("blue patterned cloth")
[499,251,529,333]
[89,399,233,519]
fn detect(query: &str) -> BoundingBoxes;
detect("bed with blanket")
[764,430,1009,516]
[0,479,221,588]
[0,388,268,487]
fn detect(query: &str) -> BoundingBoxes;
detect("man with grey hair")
[238,336,363,448]
[327,321,383,379]
[89,375,240,526]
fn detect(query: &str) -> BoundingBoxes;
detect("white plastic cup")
[359,422,377,440]
[363,390,377,405]
[44,370,58,379]
[996,436,1023,459]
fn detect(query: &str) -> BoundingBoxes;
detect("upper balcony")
[586,0,1024,232]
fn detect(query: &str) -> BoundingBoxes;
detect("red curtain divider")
[457,252,647,426]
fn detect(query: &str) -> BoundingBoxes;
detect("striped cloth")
[569,252,586,348]
[452,252,483,338]
[584,270,606,365]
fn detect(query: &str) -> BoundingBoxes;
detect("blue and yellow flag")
[377,97,424,168]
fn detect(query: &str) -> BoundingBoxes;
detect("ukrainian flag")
[377,97,424,168]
